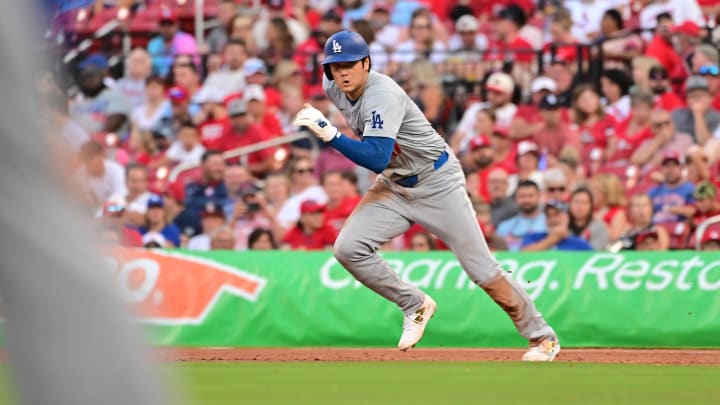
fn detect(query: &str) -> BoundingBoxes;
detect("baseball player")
[293,31,560,361]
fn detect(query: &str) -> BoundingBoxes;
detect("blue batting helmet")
[322,30,369,80]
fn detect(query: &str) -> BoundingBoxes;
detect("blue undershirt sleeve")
[328,134,394,174]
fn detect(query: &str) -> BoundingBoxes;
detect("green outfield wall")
[106,249,720,348]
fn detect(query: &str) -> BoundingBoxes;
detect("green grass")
[169,362,720,405]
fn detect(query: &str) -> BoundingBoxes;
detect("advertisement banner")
[106,249,720,348]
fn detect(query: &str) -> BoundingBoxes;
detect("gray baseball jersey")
[324,72,446,179]
[324,69,555,345]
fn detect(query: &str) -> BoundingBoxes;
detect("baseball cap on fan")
[544,200,568,213]
[661,150,684,165]
[456,15,479,33]
[517,141,540,156]
[159,7,177,23]
[300,200,325,214]
[485,72,514,94]
[244,84,266,102]
[469,135,491,150]
[243,58,267,76]
[227,97,248,116]
[267,0,285,10]
[539,94,561,110]
[531,76,557,93]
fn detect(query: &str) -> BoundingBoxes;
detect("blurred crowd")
[44,0,720,252]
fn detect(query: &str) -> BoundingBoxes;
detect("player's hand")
[293,103,339,142]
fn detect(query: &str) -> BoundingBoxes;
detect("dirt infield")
[156,348,720,365]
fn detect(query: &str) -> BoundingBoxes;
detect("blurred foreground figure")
[0,2,166,405]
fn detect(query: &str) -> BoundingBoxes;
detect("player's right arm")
[293,103,397,173]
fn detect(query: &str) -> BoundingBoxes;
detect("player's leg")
[410,162,558,360]
[335,180,424,312]
[334,179,436,350]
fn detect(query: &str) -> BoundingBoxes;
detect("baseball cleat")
[522,335,561,362]
[398,295,437,351]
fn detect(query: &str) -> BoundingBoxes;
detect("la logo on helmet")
[332,40,342,53]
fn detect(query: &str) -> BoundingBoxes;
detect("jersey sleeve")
[361,90,403,140]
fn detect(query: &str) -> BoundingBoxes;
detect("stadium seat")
[657,221,691,250]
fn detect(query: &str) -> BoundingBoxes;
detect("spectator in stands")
[698,64,720,111]
[589,173,630,243]
[471,197,508,251]
[488,126,517,175]
[623,193,670,250]
[129,129,169,172]
[489,4,533,65]
[248,228,278,250]
[564,0,608,42]
[272,59,305,97]
[546,60,575,107]
[138,195,181,247]
[454,73,517,145]
[48,90,89,155]
[174,150,228,236]
[281,200,337,250]
[405,59,445,128]
[699,224,720,250]
[389,8,446,73]
[555,146,584,190]
[607,90,654,168]
[648,150,696,224]
[204,40,248,98]
[673,76,720,146]
[263,18,297,72]
[244,84,283,138]
[166,85,195,135]
[116,48,153,109]
[508,141,544,195]
[644,13,683,78]
[496,180,547,251]
[252,0,308,53]
[187,201,226,250]
[601,68,632,121]
[97,200,143,247]
[632,108,694,169]
[166,121,205,166]
[409,232,436,251]
[648,65,685,111]
[276,157,328,229]
[206,0,237,55]
[639,0,704,34]
[210,225,236,250]
[672,22,703,74]
[691,44,719,74]
[322,171,361,232]
[146,7,198,78]
[218,97,276,177]
[367,3,403,53]
[598,8,643,66]
[567,187,610,250]
[687,181,720,229]
[451,105,495,156]
[520,200,593,251]
[463,136,495,200]
[75,140,127,204]
[572,84,616,176]
[130,75,169,133]
[230,183,274,250]
[295,11,342,82]
[121,163,151,227]
[632,228,665,251]
[227,15,257,54]
[546,7,582,66]
[70,54,130,136]
[631,56,660,94]
[172,62,202,116]
[193,88,228,151]
[510,77,558,141]
[447,14,487,63]
[534,94,579,158]
[543,168,570,203]
[244,58,282,110]
[487,167,518,227]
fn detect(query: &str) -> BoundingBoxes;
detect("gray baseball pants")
[334,153,554,341]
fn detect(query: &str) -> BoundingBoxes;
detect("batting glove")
[293,103,339,142]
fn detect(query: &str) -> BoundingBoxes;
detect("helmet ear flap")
[324,65,333,81]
